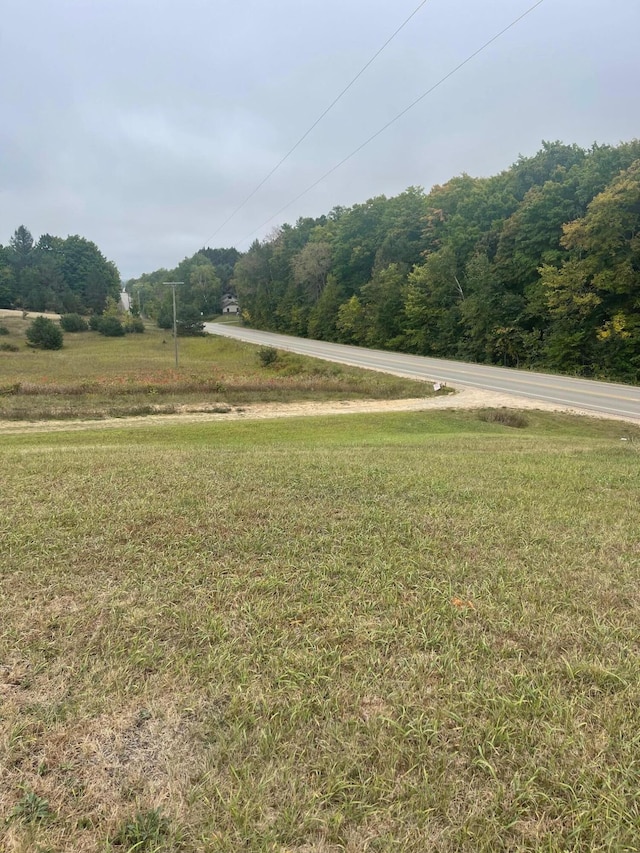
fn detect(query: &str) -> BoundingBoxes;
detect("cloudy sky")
[1,0,638,280]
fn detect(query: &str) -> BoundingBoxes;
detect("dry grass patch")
[0,323,432,420]
[477,408,529,428]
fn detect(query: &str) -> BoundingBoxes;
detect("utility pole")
[164,282,184,368]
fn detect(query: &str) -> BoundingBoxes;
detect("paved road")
[203,323,640,422]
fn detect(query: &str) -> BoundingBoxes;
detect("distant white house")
[221,294,239,315]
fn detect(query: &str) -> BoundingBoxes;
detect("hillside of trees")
[127,248,240,331]
[0,227,121,315]
[134,139,640,383]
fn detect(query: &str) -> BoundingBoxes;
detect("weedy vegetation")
[0,317,432,421]
[109,807,172,851]
[477,408,529,429]
[1,405,640,851]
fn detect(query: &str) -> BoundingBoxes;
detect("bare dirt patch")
[0,386,634,435]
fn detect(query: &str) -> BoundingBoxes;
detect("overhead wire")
[238,0,547,247]
[204,0,433,246]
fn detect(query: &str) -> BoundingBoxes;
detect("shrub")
[97,316,125,337]
[157,305,173,330]
[124,316,145,334]
[0,342,20,352]
[177,306,205,336]
[258,346,279,367]
[89,315,126,336]
[0,324,9,336]
[60,313,89,332]
[26,316,63,350]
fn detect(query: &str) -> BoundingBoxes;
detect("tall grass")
[0,320,432,419]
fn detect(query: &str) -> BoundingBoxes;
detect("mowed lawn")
[1,411,640,852]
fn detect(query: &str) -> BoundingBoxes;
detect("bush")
[88,315,127,336]
[258,346,279,367]
[157,305,173,330]
[176,306,205,337]
[0,342,20,352]
[60,313,89,332]
[97,316,125,337]
[124,316,145,334]
[0,324,9,336]
[26,316,64,350]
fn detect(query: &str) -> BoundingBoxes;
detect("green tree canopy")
[0,228,120,314]
[127,138,640,383]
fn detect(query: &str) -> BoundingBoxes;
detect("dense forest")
[131,139,640,382]
[0,227,121,315]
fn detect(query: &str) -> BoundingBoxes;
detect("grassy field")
[0,317,432,420]
[1,409,640,852]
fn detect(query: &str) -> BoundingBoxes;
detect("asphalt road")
[203,323,640,422]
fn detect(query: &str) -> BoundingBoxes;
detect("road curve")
[203,323,640,422]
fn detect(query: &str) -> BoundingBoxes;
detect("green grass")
[0,318,433,420]
[1,410,640,851]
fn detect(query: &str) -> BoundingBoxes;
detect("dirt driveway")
[1,387,636,436]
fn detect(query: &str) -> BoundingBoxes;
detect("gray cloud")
[1,0,638,278]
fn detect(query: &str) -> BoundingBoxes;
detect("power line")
[204,0,432,246]
[239,0,547,247]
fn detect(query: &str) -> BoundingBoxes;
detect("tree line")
[0,226,121,315]
[96,138,640,383]
[208,139,637,383]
